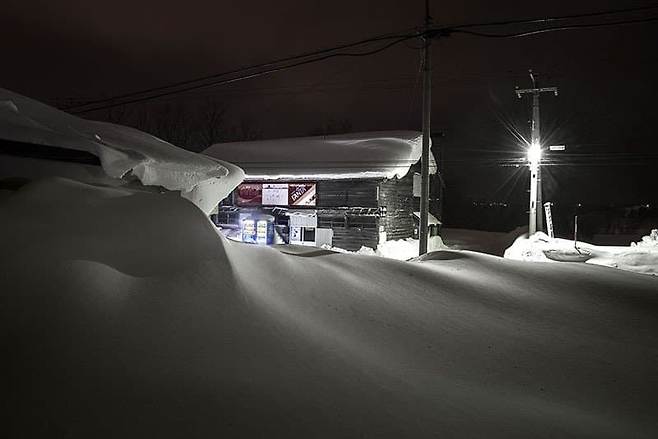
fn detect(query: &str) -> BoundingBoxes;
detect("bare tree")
[309,117,353,136]
[197,99,227,148]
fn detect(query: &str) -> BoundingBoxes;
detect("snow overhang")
[203,131,437,181]
[0,88,244,214]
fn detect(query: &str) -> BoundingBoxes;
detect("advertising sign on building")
[236,183,262,206]
[288,183,316,206]
[262,183,289,206]
[236,182,316,207]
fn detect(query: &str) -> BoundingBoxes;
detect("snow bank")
[504,231,658,276]
[3,178,658,438]
[0,88,243,213]
[203,131,436,180]
[328,236,446,260]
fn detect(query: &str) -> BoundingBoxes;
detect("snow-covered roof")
[0,88,244,213]
[203,131,437,180]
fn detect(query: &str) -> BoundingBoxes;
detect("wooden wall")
[317,210,379,251]
[378,174,415,241]
[316,180,379,208]
[315,180,381,250]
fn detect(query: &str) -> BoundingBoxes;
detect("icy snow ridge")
[0,88,244,213]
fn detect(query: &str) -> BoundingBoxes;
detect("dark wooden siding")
[316,179,379,208]
[317,209,379,251]
[378,173,415,241]
[315,180,382,250]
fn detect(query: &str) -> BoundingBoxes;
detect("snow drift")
[3,177,657,438]
[203,131,436,180]
[0,88,243,213]
[505,232,658,276]
[327,235,447,260]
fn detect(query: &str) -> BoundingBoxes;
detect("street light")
[527,141,541,235]
[527,141,541,164]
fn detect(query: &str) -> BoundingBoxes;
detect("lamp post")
[516,70,557,235]
[527,141,541,235]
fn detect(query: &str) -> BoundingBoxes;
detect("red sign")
[236,183,262,206]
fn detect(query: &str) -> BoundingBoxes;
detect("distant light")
[549,145,566,151]
[527,142,541,163]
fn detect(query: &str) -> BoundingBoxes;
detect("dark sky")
[3,0,658,213]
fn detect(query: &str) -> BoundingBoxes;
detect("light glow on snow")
[505,230,658,276]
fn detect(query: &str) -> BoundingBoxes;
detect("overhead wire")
[69,34,419,114]
[450,16,658,39]
[65,27,422,112]
[65,4,658,114]
[442,4,658,30]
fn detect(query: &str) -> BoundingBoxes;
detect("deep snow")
[505,231,658,276]
[0,88,243,213]
[3,178,658,438]
[326,235,447,260]
[203,131,436,180]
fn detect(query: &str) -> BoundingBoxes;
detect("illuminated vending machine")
[241,214,274,245]
[256,219,269,244]
[241,218,257,244]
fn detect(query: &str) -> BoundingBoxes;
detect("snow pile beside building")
[504,231,658,276]
[203,131,436,180]
[4,177,658,437]
[633,229,658,248]
[326,236,446,260]
[0,88,243,213]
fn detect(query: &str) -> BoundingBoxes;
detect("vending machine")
[240,214,275,245]
[241,218,257,244]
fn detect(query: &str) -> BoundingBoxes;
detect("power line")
[66,4,658,114]
[444,4,658,30]
[69,34,419,114]
[450,16,658,39]
[65,28,421,112]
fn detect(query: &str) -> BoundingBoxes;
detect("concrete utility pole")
[419,0,432,255]
[516,70,557,235]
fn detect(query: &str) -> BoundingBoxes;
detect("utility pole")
[419,0,432,254]
[516,70,557,235]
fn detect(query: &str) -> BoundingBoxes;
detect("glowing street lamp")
[527,141,541,164]
[527,141,541,235]
[516,70,558,235]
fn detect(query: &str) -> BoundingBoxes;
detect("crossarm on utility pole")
[515,70,558,235]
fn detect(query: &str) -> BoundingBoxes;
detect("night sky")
[3,0,658,223]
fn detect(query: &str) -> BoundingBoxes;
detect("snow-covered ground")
[505,231,658,276]
[3,177,657,438]
[325,235,446,260]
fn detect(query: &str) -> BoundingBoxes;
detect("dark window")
[303,227,316,242]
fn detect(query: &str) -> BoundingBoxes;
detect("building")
[203,131,440,250]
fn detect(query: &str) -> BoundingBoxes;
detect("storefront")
[204,131,438,250]
[212,181,334,247]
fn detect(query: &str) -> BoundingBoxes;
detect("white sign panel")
[262,183,288,206]
[544,202,554,238]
